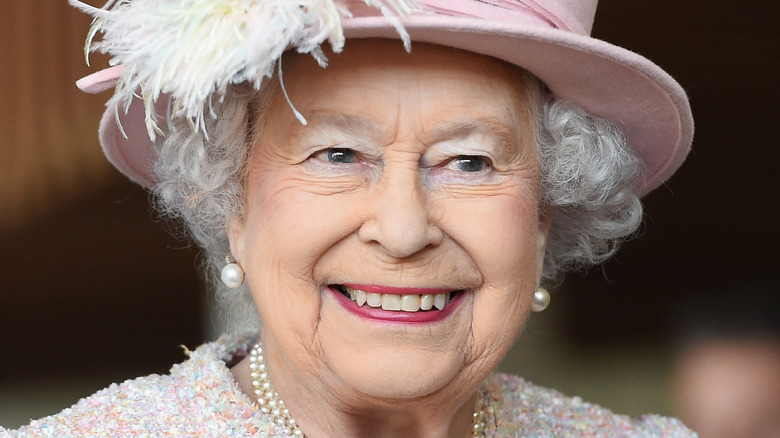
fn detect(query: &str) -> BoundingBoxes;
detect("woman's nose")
[358,168,443,259]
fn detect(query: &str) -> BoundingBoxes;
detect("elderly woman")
[5,0,694,436]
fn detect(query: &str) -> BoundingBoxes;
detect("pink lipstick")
[328,284,465,324]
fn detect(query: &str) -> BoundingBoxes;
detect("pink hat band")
[75,0,692,195]
[347,0,595,35]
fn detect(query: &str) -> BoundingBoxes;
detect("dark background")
[564,1,779,345]
[1,0,778,419]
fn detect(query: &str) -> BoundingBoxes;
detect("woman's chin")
[324,347,466,401]
[315,288,474,401]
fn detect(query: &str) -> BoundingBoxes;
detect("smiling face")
[228,40,550,409]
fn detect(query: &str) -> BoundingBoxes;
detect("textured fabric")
[2,334,697,437]
[480,374,697,437]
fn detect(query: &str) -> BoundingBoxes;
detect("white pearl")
[220,262,245,288]
[531,287,551,312]
[250,341,310,437]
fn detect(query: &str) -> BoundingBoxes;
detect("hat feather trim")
[69,0,417,141]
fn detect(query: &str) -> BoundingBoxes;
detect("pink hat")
[74,0,692,196]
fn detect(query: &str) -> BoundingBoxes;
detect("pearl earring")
[221,256,245,288]
[531,287,550,312]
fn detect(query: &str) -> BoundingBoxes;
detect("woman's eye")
[321,148,357,164]
[301,147,371,178]
[447,155,490,172]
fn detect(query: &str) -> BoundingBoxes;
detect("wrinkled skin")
[229,40,552,438]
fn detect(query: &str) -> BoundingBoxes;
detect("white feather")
[69,0,418,140]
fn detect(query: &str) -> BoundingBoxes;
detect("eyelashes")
[312,148,357,164]
[299,147,376,180]
[301,147,497,189]
[443,155,493,173]
[310,148,492,173]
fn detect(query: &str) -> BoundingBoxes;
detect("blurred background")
[1,1,778,436]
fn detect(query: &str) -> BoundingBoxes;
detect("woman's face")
[229,40,551,404]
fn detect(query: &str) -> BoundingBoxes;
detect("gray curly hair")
[152,66,642,333]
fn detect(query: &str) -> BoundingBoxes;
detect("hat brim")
[91,14,693,195]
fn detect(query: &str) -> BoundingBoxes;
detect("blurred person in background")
[674,288,780,438]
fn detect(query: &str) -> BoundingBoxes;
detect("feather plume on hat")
[69,0,417,140]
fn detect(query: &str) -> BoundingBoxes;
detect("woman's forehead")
[260,40,533,139]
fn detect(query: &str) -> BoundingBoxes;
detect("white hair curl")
[152,70,642,333]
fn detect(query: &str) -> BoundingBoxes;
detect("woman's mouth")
[330,283,465,320]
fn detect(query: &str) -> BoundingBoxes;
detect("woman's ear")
[536,206,554,283]
[226,216,247,262]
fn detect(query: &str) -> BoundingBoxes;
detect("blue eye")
[326,148,357,163]
[450,155,489,172]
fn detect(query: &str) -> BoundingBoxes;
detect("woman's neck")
[231,350,480,438]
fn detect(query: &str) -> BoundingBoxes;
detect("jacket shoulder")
[6,334,266,437]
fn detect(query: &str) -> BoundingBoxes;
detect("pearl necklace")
[249,342,490,437]
[249,343,303,437]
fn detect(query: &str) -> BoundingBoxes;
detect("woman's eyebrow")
[298,111,387,140]
[426,119,514,144]
[425,119,519,158]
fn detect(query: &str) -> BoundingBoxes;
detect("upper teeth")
[344,286,451,312]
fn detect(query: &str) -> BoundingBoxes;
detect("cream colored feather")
[69,0,417,139]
